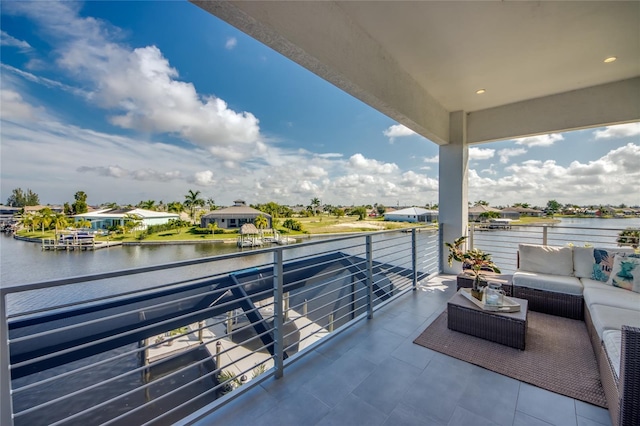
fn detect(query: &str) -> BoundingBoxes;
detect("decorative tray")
[459,288,521,312]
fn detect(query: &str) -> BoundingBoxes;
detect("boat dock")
[41,239,122,251]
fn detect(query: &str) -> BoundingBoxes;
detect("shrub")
[617,228,639,249]
[193,227,212,234]
[283,219,303,231]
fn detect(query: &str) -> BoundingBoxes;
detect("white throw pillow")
[518,244,574,276]
[573,247,595,278]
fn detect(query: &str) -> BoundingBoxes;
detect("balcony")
[0,225,629,425]
[191,275,611,426]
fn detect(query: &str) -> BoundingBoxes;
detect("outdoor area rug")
[413,310,607,408]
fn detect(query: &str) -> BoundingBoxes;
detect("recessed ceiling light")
[476,89,486,95]
[604,56,617,63]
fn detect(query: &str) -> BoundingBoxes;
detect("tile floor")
[192,275,612,426]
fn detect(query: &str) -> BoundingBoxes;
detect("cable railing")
[0,226,440,426]
[468,223,635,274]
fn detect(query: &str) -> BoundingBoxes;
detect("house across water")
[200,200,272,230]
[74,208,180,230]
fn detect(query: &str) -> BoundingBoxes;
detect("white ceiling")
[193,1,640,144]
[337,1,639,112]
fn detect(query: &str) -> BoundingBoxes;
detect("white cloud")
[383,124,415,143]
[316,153,343,159]
[399,171,438,191]
[498,147,527,164]
[0,89,40,120]
[191,171,216,186]
[469,147,495,160]
[0,30,31,49]
[305,165,328,179]
[77,165,130,179]
[593,123,640,139]
[469,143,640,206]
[225,37,237,50]
[6,1,262,162]
[423,155,439,163]
[348,153,398,174]
[481,164,498,175]
[514,133,563,147]
[1,64,90,98]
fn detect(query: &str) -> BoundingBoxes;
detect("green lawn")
[16,217,418,242]
[293,215,419,234]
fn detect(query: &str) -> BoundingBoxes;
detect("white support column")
[439,111,469,274]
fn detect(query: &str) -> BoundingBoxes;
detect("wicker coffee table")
[447,290,529,350]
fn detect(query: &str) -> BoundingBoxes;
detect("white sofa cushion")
[588,304,640,340]
[583,285,640,310]
[512,271,583,295]
[518,244,574,276]
[602,329,621,379]
[573,247,595,278]
[581,278,618,290]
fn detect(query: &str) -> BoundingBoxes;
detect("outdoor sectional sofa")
[513,244,640,426]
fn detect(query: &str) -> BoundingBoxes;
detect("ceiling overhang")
[192,1,640,145]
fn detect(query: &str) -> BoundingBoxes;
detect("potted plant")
[446,236,501,300]
[617,228,639,249]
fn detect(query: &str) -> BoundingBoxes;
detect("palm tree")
[52,213,68,234]
[123,213,143,235]
[19,213,35,232]
[167,201,184,214]
[311,197,321,214]
[138,200,156,210]
[207,222,218,236]
[75,218,92,229]
[206,197,217,211]
[37,208,54,233]
[254,214,269,230]
[184,190,205,224]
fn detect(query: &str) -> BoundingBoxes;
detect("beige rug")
[414,310,607,408]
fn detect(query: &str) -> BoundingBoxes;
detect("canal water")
[3,218,637,286]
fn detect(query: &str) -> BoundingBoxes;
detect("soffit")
[335,1,639,112]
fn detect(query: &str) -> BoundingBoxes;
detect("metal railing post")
[469,223,474,249]
[226,311,233,335]
[1,293,14,426]
[366,235,374,319]
[273,248,284,379]
[283,292,289,321]
[439,224,444,273]
[543,226,548,246]
[411,229,418,291]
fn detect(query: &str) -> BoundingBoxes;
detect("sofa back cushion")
[573,247,595,278]
[518,244,574,276]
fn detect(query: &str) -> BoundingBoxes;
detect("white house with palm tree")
[74,208,180,230]
[200,200,271,230]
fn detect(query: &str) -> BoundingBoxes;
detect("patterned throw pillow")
[592,249,615,282]
[606,254,640,292]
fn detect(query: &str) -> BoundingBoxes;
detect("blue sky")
[1,1,639,208]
